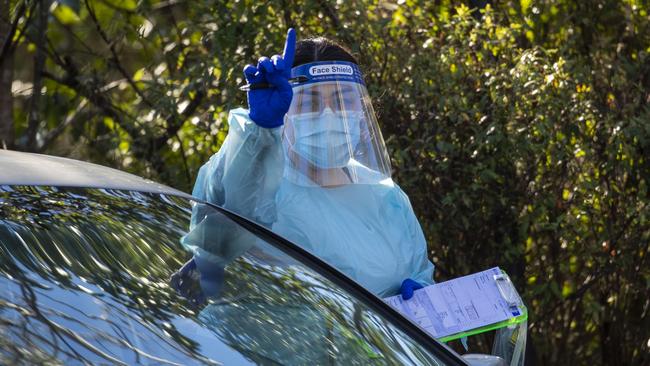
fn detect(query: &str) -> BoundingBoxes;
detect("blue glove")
[400,278,424,300]
[244,28,296,128]
[194,255,224,298]
[170,257,224,308]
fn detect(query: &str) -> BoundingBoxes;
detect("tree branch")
[37,99,89,152]
[316,0,354,46]
[41,70,139,138]
[0,0,28,61]
[155,88,205,148]
[25,0,51,151]
[174,132,191,186]
[84,0,156,110]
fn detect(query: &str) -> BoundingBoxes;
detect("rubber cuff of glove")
[248,111,284,129]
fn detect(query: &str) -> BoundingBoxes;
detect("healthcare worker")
[175,28,434,303]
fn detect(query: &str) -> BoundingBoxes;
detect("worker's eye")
[298,93,321,113]
[335,90,360,110]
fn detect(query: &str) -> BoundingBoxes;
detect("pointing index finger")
[282,28,296,70]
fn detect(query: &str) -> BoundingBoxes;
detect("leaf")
[52,4,81,25]
[562,282,573,297]
[133,68,145,82]
[111,0,138,11]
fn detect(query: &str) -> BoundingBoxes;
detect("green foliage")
[6,0,650,364]
[383,6,649,365]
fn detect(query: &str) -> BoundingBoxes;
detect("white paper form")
[384,267,523,339]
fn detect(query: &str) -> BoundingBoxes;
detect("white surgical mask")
[289,108,361,168]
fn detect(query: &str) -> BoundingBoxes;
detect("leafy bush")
[380,7,649,365]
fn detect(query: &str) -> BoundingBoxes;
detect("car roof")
[0,149,191,198]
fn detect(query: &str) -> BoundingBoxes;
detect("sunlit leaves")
[110,0,137,11]
[51,3,81,25]
[368,3,649,363]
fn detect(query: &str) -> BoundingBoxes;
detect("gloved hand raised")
[244,28,296,128]
[400,278,424,300]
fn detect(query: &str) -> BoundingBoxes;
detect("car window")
[0,185,461,365]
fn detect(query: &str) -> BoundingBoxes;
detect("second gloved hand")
[400,278,424,300]
[170,257,224,309]
[244,28,296,128]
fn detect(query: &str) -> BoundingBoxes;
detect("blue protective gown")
[184,108,434,297]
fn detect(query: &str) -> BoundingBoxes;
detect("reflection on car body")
[0,151,467,365]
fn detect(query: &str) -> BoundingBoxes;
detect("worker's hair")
[293,37,358,67]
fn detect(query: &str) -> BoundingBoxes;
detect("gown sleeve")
[180,108,284,267]
[398,187,436,286]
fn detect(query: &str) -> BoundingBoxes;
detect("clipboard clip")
[493,273,523,309]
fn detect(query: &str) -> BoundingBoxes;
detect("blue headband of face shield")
[290,61,365,86]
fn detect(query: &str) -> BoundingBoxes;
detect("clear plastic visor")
[283,81,392,187]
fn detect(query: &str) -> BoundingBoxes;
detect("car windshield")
[0,185,460,365]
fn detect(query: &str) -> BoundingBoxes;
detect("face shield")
[283,61,392,187]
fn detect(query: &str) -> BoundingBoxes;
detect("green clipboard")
[437,270,528,343]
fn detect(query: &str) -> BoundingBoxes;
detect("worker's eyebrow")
[297,89,320,97]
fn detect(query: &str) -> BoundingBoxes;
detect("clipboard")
[384,267,528,342]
